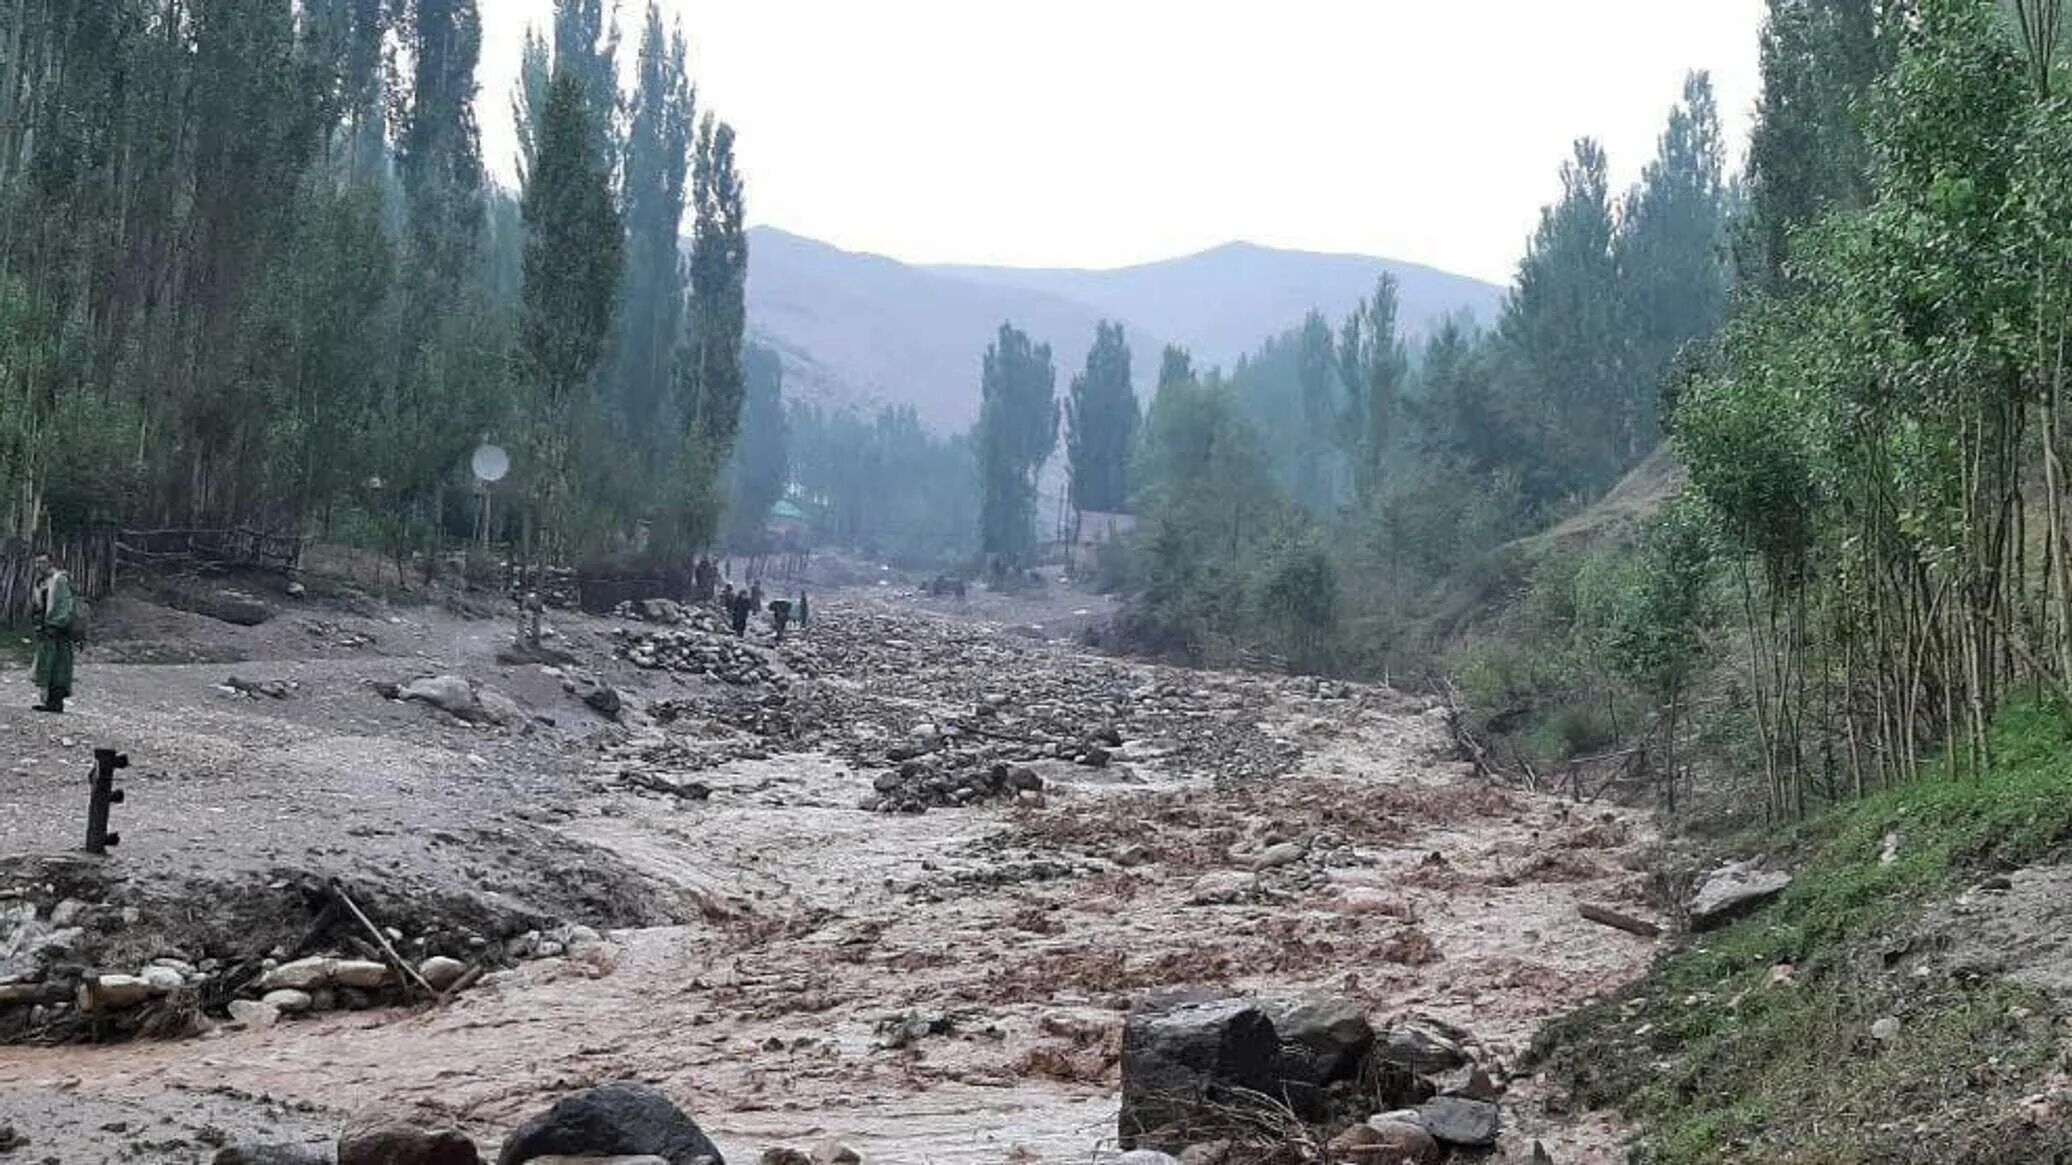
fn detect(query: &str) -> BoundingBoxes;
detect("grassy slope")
[1529,703,2072,1163]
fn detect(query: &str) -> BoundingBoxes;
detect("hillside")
[745,227,1164,433]
[935,241,1507,372]
[745,227,1506,434]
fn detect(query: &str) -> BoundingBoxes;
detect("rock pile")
[1118,993,1507,1161]
[861,758,1047,813]
[613,626,787,689]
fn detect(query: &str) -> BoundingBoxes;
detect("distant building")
[1075,510,1136,548]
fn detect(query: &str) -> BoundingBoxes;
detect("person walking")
[30,554,76,713]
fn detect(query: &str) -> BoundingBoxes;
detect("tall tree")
[613,5,695,441]
[1616,71,1729,452]
[724,344,787,552]
[520,69,623,551]
[1066,321,1139,517]
[977,322,1059,569]
[1294,309,1342,513]
[674,112,749,546]
[1336,274,1408,505]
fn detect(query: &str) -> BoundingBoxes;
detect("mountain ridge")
[744,225,1506,433]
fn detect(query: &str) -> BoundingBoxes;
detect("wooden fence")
[0,529,119,627]
[118,527,303,575]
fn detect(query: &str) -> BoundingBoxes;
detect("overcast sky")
[478,2,1766,285]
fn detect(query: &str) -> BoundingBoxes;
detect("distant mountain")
[933,242,1506,373]
[745,226,1162,434]
[744,227,1505,434]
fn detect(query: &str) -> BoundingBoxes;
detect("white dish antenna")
[471,443,511,484]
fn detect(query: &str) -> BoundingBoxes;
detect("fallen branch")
[329,879,437,998]
[1579,902,1662,938]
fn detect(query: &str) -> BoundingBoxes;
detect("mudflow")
[0,577,1657,1162]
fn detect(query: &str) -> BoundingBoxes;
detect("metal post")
[84,748,127,855]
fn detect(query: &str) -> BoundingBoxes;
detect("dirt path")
[0,584,1658,1163]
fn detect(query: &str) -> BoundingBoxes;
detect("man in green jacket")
[30,554,75,713]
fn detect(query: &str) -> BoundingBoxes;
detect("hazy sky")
[479,2,1766,285]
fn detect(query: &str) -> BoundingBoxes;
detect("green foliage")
[1065,321,1138,516]
[790,402,975,568]
[977,323,1060,568]
[723,345,788,553]
[1532,702,2072,1164]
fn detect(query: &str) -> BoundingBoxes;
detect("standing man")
[768,597,792,641]
[30,554,75,713]
[797,589,809,631]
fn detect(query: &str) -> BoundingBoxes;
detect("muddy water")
[0,611,1657,1164]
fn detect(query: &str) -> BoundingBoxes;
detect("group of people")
[717,578,808,641]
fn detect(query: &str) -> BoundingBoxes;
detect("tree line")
[0,0,749,569]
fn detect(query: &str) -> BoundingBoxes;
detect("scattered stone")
[400,675,481,718]
[1113,1153,1182,1165]
[1118,998,1279,1151]
[142,965,185,993]
[1414,1096,1498,1147]
[337,1107,481,1165]
[583,682,625,720]
[758,1152,810,1165]
[1688,861,1792,932]
[1186,871,1257,906]
[227,999,280,1029]
[1870,1016,1902,1042]
[420,956,467,991]
[1175,1143,1231,1165]
[497,1081,725,1165]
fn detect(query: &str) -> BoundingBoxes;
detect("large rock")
[582,682,625,720]
[260,956,335,991]
[497,1082,724,1165]
[1414,1096,1499,1147]
[1374,1017,1470,1076]
[337,1108,481,1165]
[1689,861,1792,932]
[401,676,484,721]
[1118,999,1279,1151]
[1360,1118,1440,1165]
[1264,995,1373,1085]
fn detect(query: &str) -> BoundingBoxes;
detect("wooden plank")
[1579,902,1662,938]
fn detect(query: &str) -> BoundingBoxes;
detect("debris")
[1578,902,1662,938]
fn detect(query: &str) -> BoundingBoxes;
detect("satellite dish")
[471,443,510,484]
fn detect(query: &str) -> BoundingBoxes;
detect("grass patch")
[1530,701,2072,1163]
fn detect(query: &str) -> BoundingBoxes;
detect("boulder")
[263,989,313,1014]
[401,676,481,719]
[420,956,467,991]
[525,1159,670,1165]
[641,599,685,624]
[1414,1096,1498,1147]
[142,964,185,993]
[1360,1119,1440,1165]
[497,1081,724,1165]
[582,683,625,720]
[227,999,280,1029]
[1175,1144,1231,1165]
[213,1144,334,1165]
[809,1143,859,1165]
[1689,862,1792,932]
[758,1152,809,1165]
[260,957,335,991]
[1113,1154,1181,1165]
[1118,999,1279,1151]
[476,690,526,728]
[1374,1018,1470,1076]
[1264,995,1373,1085]
[337,1108,481,1165]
